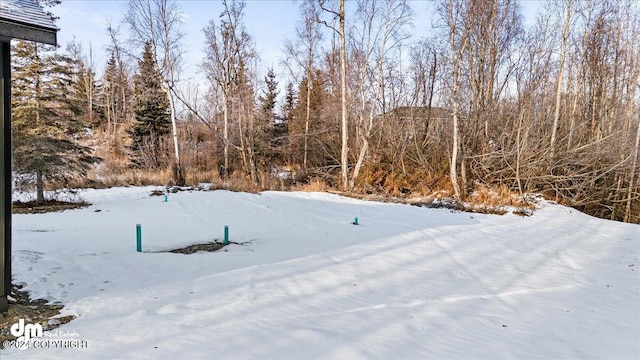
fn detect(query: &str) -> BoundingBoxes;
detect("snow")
[3,186,639,359]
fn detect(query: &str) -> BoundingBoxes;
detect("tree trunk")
[223,94,229,174]
[445,0,467,200]
[237,103,249,174]
[247,102,259,185]
[350,135,369,189]
[36,170,45,204]
[164,82,184,185]
[304,73,311,170]
[450,92,462,199]
[625,115,640,222]
[105,85,112,136]
[550,0,572,158]
[339,0,349,191]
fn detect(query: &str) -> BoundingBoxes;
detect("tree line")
[12,0,640,223]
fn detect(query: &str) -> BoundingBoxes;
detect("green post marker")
[224,225,229,245]
[353,217,359,225]
[163,194,168,202]
[136,224,142,252]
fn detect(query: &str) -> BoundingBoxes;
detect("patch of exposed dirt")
[328,190,534,216]
[150,185,210,197]
[12,200,90,214]
[168,242,227,254]
[0,285,74,347]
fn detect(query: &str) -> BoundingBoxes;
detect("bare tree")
[67,38,98,125]
[125,0,186,185]
[283,1,323,170]
[105,22,132,136]
[318,0,349,190]
[438,0,469,199]
[202,0,256,178]
[627,113,640,222]
[549,0,574,158]
[461,0,522,162]
[349,0,413,189]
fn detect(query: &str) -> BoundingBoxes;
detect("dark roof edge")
[0,19,57,45]
[0,15,57,31]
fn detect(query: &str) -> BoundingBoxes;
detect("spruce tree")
[257,68,286,163]
[281,82,296,127]
[129,42,171,168]
[277,82,296,162]
[11,40,100,203]
[259,68,279,122]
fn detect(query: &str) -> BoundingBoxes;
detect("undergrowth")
[21,167,555,219]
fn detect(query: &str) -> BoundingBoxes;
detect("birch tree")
[349,0,412,189]
[549,0,574,158]
[284,1,323,170]
[202,0,256,176]
[125,0,186,185]
[438,0,469,199]
[105,23,132,136]
[318,0,349,190]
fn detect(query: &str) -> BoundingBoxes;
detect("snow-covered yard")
[3,187,639,359]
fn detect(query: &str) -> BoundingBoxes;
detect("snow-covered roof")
[0,0,57,45]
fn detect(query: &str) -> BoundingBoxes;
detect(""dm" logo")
[10,319,43,350]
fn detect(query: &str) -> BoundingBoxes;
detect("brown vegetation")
[22,0,638,224]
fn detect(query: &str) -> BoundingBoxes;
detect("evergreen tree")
[257,68,285,163]
[258,67,279,123]
[11,40,100,203]
[275,82,296,161]
[281,82,296,127]
[129,42,171,168]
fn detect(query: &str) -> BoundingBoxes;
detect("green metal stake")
[136,224,142,252]
[223,225,229,245]
[163,194,168,202]
[353,217,359,225]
